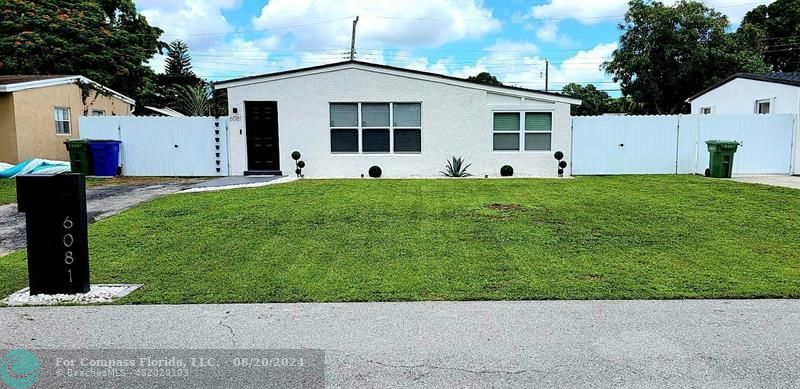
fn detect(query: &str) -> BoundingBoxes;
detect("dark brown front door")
[244,101,280,172]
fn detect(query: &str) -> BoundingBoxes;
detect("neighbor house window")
[330,103,359,152]
[329,102,422,153]
[493,111,553,151]
[700,107,712,115]
[755,99,771,114]
[91,109,106,116]
[54,107,71,135]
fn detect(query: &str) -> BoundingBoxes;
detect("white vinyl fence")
[572,114,798,175]
[79,116,228,176]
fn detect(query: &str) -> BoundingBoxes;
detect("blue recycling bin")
[87,140,121,176]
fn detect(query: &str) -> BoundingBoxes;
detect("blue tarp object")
[0,159,71,178]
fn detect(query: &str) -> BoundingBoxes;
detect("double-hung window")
[54,107,71,135]
[393,103,421,153]
[362,103,390,153]
[492,111,552,151]
[330,103,359,152]
[329,102,421,153]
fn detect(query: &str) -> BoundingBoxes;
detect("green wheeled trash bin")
[705,140,740,178]
[64,139,93,175]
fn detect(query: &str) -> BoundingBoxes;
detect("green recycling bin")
[705,140,740,178]
[64,139,93,175]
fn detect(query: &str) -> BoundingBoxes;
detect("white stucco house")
[687,72,800,115]
[214,61,581,178]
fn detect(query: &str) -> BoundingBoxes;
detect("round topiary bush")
[554,151,564,160]
[559,160,567,168]
[291,151,301,160]
[295,168,302,175]
[368,166,382,178]
[500,165,514,177]
[297,160,306,168]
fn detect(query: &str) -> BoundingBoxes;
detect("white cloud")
[251,0,500,50]
[138,0,240,51]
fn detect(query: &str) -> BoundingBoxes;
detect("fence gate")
[79,116,228,177]
[571,114,796,175]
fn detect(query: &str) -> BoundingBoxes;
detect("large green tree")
[740,0,800,72]
[604,0,768,114]
[561,83,613,116]
[0,0,163,102]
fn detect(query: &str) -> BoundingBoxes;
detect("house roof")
[686,72,800,102]
[214,60,582,105]
[143,106,186,117]
[0,75,135,105]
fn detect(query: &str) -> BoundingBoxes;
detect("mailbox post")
[16,173,89,294]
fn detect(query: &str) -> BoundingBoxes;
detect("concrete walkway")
[732,175,800,189]
[1,300,798,388]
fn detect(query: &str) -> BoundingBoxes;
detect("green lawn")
[0,179,15,205]
[1,176,799,304]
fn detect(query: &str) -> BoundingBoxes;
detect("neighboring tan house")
[0,75,135,163]
[687,72,800,115]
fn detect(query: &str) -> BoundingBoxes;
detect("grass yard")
[1,176,799,303]
[0,179,14,205]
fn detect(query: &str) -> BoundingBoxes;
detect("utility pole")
[544,59,549,92]
[349,16,359,61]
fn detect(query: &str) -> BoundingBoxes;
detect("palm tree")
[174,84,213,116]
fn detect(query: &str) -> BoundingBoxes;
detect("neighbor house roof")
[0,75,135,105]
[686,72,800,102]
[214,60,582,105]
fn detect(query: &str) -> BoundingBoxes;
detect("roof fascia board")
[0,76,135,105]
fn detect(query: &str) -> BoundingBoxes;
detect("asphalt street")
[1,300,799,388]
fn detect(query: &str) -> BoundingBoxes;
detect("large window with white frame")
[492,111,552,151]
[329,102,421,153]
[54,107,71,135]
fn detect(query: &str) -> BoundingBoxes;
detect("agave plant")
[441,156,472,177]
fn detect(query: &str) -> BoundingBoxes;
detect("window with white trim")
[755,99,770,114]
[54,107,71,134]
[329,102,421,153]
[91,109,106,116]
[700,107,712,115]
[493,112,552,151]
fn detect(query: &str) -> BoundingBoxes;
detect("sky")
[136,0,775,94]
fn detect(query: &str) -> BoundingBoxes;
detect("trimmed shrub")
[500,165,514,177]
[291,151,301,160]
[368,166,382,178]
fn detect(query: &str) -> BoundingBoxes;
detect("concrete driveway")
[1,300,798,388]
[732,175,800,189]
[0,177,203,256]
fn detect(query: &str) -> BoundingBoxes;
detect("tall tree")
[467,72,503,86]
[561,83,613,116]
[164,40,195,77]
[604,0,768,114]
[740,0,800,72]
[0,0,163,102]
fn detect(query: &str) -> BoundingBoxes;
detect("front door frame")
[244,100,281,174]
